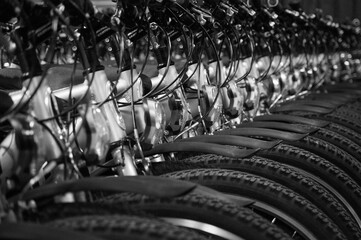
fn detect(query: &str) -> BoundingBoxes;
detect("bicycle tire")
[284,136,361,184]
[272,110,361,134]
[334,108,361,119]
[307,112,361,134]
[152,154,361,240]
[256,143,361,218]
[25,202,148,223]
[96,192,293,240]
[46,214,208,240]
[343,101,361,112]
[311,127,361,161]
[325,122,361,148]
[161,168,347,240]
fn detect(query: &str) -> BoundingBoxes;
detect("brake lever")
[189,3,214,25]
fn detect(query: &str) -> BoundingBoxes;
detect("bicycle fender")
[140,142,259,159]
[254,114,329,127]
[236,121,319,134]
[177,135,281,149]
[0,222,105,240]
[282,99,341,109]
[214,127,308,141]
[270,104,334,114]
[323,85,361,94]
[11,176,198,201]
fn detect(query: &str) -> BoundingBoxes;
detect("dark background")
[91,0,361,22]
[281,0,361,22]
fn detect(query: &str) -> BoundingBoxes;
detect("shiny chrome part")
[116,68,143,102]
[12,70,141,105]
[87,70,136,175]
[208,60,226,86]
[160,88,192,134]
[146,154,165,163]
[185,62,223,131]
[140,98,166,147]
[0,133,19,179]
[220,80,244,119]
[256,56,271,78]
[239,77,260,119]
[233,57,253,82]
[77,104,110,165]
[186,85,223,132]
[162,218,245,240]
[201,85,223,132]
[52,83,89,100]
[119,98,166,147]
[111,145,137,176]
[151,65,180,93]
[185,62,207,90]
[22,76,63,160]
[88,70,127,141]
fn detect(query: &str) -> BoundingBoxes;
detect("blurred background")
[281,0,361,22]
[92,0,361,22]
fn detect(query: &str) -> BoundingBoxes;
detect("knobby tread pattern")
[46,215,208,240]
[334,108,361,121]
[158,154,361,240]
[257,143,361,215]
[312,127,361,161]
[161,168,347,240]
[286,135,361,184]
[97,192,293,240]
[325,123,361,148]
[324,112,361,133]
[282,111,361,134]
[343,101,361,112]
[25,202,150,223]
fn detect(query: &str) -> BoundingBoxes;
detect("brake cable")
[170,2,225,130]
[235,24,256,81]
[33,0,96,123]
[255,35,274,83]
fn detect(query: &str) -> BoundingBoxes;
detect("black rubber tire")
[333,108,361,120]
[299,111,361,134]
[343,101,361,112]
[96,192,293,240]
[249,120,361,162]
[264,113,361,147]
[24,202,149,223]
[161,168,347,240]
[300,100,361,117]
[311,127,361,162]
[272,107,361,134]
[325,122,361,149]
[46,214,208,240]
[283,136,361,184]
[152,155,361,240]
[256,143,361,218]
